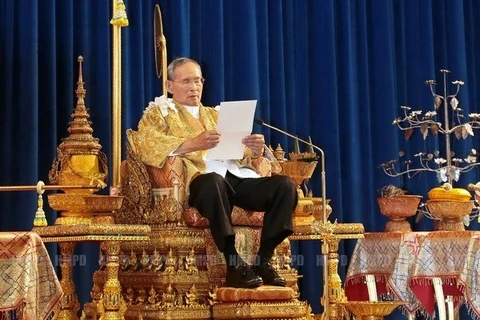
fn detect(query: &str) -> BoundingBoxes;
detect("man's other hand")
[242,134,265,156]
[175,130,221,154]
[194,130,221,150]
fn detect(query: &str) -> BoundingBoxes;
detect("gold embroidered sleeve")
[127,108,185,168]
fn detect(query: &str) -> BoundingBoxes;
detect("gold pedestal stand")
[290,222,364,320]
[33,224,150,320]
[274,143,365,319]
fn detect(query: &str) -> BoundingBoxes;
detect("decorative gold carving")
[147,286,159,305]
[58,242,81,320]
[185,248,198,275]
[185,284,199,306]
[116,148,153,225]
[99,240,127,320]
[125,304,211,320]
[33,224,150,237]
[151,249,163,272]
[325,237,347,319]
[212,300,310,319]
[152,189,182,223]
[281,248,292,270]
[48,194,91,216]
[164,248,177,274]
[83,195,124,214]
[273,144,286,162]
[161,284,176,307]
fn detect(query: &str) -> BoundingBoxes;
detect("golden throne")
[85,146,312,319]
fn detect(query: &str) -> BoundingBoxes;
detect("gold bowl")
[48,193,89,212]
[304,197,332,222]
[377,195,422,218]
[427,200,473,231]
[377,195,422,232]
[83,195,124,213]
[338,301,405,319]
[280,161,318,186]
[426,199,473,220]
[294,198,314,216]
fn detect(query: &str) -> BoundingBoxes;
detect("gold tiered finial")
[110,0,129,27]
[61,56,102,155]
[273,144,286,161]
[48,56,107,190]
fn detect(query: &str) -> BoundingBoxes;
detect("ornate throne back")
[111,147,303,319]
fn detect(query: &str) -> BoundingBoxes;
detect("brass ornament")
[48,56,108,194]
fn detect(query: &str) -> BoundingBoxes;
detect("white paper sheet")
[206,100,257,160]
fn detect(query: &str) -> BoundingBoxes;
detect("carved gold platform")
[33,224,150,320]
[212,286,311,319]
[290,222,365,320]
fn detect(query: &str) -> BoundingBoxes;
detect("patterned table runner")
[0,232,63,320]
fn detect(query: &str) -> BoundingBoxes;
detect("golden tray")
[83,195,124,213]
[48,193,89,212]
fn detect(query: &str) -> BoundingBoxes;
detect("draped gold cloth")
[0,232,62,320]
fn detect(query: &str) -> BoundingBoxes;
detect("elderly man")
[127,57,297,288]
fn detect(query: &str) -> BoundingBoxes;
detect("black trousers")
[188,171,298,252]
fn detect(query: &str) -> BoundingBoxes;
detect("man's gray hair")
[167,57,201,80]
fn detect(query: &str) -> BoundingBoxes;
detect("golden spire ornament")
[48,56,108,193]
[110,0,129,27]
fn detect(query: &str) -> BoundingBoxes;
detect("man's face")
[167,61,203,106]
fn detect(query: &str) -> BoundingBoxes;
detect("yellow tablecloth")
[0,232,63,320]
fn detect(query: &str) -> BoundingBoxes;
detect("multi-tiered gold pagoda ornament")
[47,56,109,225]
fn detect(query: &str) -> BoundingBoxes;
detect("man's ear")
[166,80,173,94]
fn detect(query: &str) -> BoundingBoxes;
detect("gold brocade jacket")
[126,99,260,189]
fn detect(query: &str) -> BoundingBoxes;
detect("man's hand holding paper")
[206,100,258,160]
[242,134,265,156]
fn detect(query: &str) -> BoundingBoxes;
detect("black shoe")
[225,265,263,288]
[253,262,286,287]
